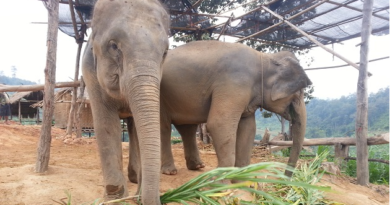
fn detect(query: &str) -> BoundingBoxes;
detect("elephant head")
[262,51,312,176]
[85,0,169,204]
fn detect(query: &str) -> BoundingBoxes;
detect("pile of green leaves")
[160,160,329,205]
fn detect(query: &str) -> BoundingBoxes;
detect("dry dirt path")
[0,123,388,205]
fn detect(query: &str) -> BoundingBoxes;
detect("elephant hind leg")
[175,124,205,170]
[161,121,177,175]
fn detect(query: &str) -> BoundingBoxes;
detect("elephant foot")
[161,163,177,175]
[128,169,138,184]
[104,185,127,201]
[186,158,205,170]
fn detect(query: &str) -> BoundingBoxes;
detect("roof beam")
[327,0,389,21]
[236,0,328,42]
[202,0,281,30]
[304,56,389,70]
[260,5,372,76]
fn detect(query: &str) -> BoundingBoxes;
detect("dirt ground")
[0,122,388,205]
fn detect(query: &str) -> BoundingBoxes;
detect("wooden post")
[65,0,85,135]
[36,106,40,124]
[18,100,21,124]
[66,42,83,135]
[281,117,285,134]
[198,124,203,142]
[356,0,373,186]
[260,128,270,145]
[36,94,40,124]
[35,0,59,173]
[334,143,349,167]
[75,76,85,138]
[201,123,211,144]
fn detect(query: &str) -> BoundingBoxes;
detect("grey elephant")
[128,40,312,182]
[82,0,169,204]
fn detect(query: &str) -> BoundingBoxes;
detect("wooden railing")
[255,130,389,165]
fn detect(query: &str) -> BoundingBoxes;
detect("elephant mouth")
[281,103,293,121]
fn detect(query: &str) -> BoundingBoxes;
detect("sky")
[0,0,388,99]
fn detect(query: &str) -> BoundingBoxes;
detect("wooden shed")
[52,88,93,129]
[8,91,44,120]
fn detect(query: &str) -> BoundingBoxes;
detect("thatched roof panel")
[8,91,43,104]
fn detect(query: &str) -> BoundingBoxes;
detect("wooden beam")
[267,134,389,146]
[355,0,374,186]
[0,81,80,92]
[260,5,372,76]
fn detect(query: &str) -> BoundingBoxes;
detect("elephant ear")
[270,54,312,101]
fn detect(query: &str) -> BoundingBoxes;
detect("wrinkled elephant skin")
[129,41,311,179]
[82,0,169,204]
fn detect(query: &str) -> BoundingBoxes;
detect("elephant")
[128,40,312,182]
[82,0,169,204]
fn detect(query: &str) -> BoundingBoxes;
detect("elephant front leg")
[175,124,205,170]
[235,114,256,167]
[161,122,177,175]
[92,103,128,200]
[207,100,243,168]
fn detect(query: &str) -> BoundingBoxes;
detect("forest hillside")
[256,87,389,139]
[0,75,36,86]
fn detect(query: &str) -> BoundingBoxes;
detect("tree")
[11,66,17,78]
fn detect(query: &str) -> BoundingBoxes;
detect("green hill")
[256,87,389,138]
[0,75,37,86]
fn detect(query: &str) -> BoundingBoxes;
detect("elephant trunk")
[285,93,307,177]
[122,61,161,204]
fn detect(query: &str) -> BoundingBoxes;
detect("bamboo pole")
[260,5,372,76]
[36,0,59,173]
[355,0,373,186]
[0,81,80,92]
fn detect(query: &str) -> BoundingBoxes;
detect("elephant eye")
[109,41,118,50]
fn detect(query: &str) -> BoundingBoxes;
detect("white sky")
[0,0,388,99]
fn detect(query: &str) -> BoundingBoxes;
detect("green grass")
[345,145,389,185]
[297,144,389,185]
